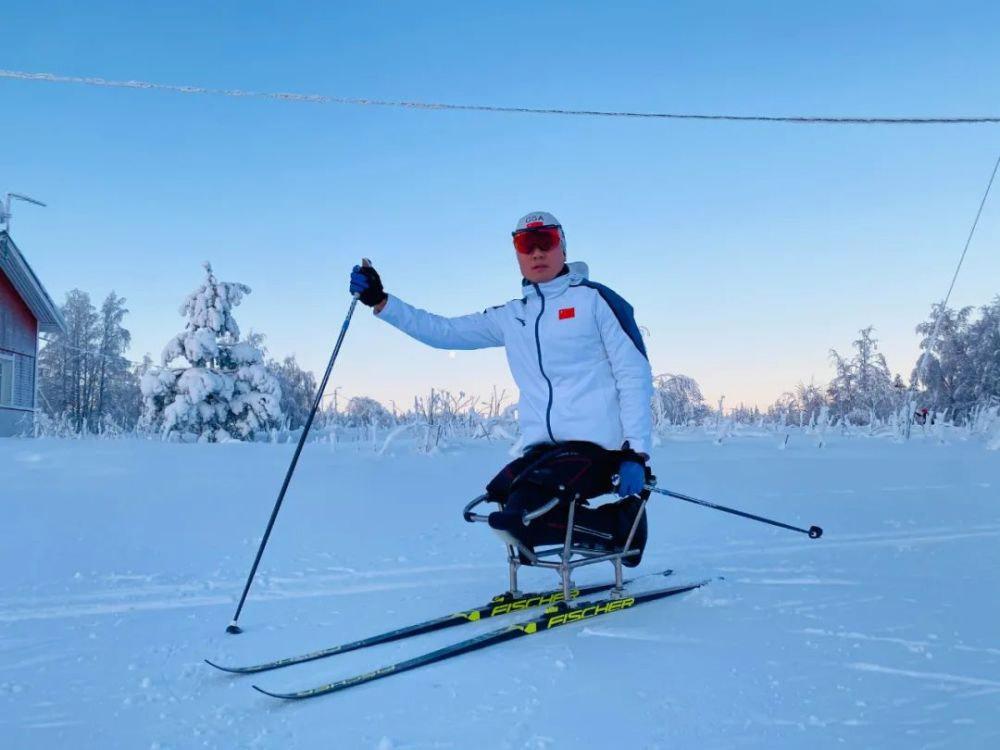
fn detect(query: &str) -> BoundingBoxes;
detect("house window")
[0,354,13,407]
[14,354,34,408]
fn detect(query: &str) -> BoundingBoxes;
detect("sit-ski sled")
[210,481,712,700]
[211,478,824,699]
[462,475,653,603]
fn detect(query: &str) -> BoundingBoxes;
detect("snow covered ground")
[1,431,998,749]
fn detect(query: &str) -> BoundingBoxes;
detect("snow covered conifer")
[140,262,282,442]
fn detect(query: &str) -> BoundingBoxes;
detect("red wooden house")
[0,230,66,436]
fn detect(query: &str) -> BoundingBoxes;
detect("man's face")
[515,234,566,284]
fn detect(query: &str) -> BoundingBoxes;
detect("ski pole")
[226,260,368,634]
[648,486,823,539]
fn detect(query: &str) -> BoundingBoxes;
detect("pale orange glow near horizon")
[328,333,924,415]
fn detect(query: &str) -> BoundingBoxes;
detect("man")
[350,211,654,566]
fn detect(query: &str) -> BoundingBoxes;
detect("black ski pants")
[484,441,624,548]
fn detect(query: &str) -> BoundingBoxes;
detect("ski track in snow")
[797,627,933,653]
[797,629,1000,660]
[954,644,1000,657]
[661,523,1000,563]
[847,662,1000,690]
[735,577,860,585]
[577,626,702,644]
[0,563,497,623]
[0,578,484,623]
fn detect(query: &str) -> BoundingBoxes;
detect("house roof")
[0,230,66,334]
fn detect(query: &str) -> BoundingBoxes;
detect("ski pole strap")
[648,486,823,539]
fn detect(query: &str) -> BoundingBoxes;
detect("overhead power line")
[917,151,1000,381]
[3,69,1000,125]
[940,152,1000,310]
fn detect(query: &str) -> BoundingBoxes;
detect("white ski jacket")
[376,262,654,456]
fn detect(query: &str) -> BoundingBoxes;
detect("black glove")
[349,265,388,307]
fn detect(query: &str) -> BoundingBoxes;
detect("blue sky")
[3,1,1000,410]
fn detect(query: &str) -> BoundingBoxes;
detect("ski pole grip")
[351,258,373,301]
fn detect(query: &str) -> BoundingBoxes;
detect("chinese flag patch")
[558,307,576,320]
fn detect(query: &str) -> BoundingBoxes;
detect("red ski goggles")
[512,226,563,255]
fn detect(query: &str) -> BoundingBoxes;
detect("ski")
[252,577,708,700]
[205,569,672,674]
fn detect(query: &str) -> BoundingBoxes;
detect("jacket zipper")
[532,284,557,443]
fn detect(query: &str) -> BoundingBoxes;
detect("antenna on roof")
[0,192,47,232]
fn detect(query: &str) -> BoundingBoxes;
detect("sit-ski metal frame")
[462,485,651,601]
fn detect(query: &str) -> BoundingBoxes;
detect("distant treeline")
[36,283,1000,438]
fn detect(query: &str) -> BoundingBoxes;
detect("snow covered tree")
[38,289,141,432]
[913,298,1000,422]
[769,380,830,427]
[140,262,282,442]
[93,292,141,430]
[794,380,829,426]
[344,396,393,428]
[728,403,762,424]
[269,355,317,430]
[827,327,895,425]
[826,348,857,423]
[767,391,797,426]
[912,303,975,420]
[38,290,99,431]
[851,326,895,421]
[652,373,709,426]
[965,297,1000,408]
